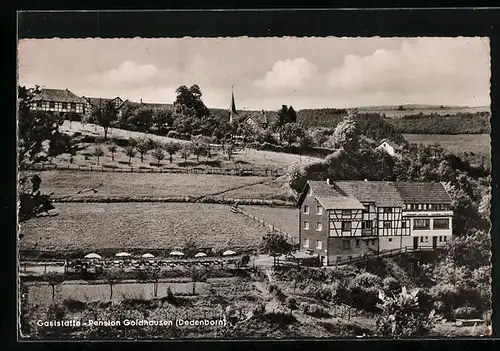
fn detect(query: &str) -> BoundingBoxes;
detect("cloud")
[254,58,318,91]
[85,61,166,88]
[326,38,490,106]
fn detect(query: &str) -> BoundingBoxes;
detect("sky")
[18,37,490,110]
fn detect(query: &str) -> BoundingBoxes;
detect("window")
[341,221,351,231]
[420,236,424,243]
[439,236,443,242]
[423,204,428,210]
[62,102,68,109]
[316,240,323,249]
[383,221,392,229]
[303,221,310,230]
[402,221,407,228]
[336,256,341,262]
[316,206,323,215]
[316,222,323,231]
[364,220,372,229]
[36,101,42,107]
[414,219,430,230]
[388,238,393,242]
[49,102,55,108]
[70,102,76,110]
[342,210,350,216]
[443,236,447,242]
[433,218,450,230]
[418,204,422,210]
[304,205,309,214]
[303,238,309,248]
[355,239,360,248]
[383,207,392,213]
[342,240,351,250]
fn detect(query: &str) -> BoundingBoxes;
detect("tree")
[189,267,208,295]
[259,232,292,266]
[164,142,181,163]
[43,272,65,302]
[108,144,117,161]
[226,143,235,161]
[191,141,208,163]
[282,124,305,146]
[287,106,297,124]
[332,115,360,152]
[376,287,437,337]
[18,86,65,164]
[124,145,136,165]
[179,145,191,163]
[273,105,289,142]
[93,100,118,140]
[136,137,152,163]
[153,108,174,128]
[152,147,166,167]
[104,268,124,301]
[174,85,209,119]
[129,107,154,132]
[93,146,104,165]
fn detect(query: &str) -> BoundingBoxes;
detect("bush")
[383,276,401,294]
[62,298,87,312]
[453,306,480,320]
[299,302,331,318]
[286,297,298,310]
[167,130,191,141]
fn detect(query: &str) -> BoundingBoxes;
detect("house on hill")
[376,139,403,157]
[298,179,453,265]
[83,96,124,111]
[31,88,88,115]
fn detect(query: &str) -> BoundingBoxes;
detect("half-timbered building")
[298,179,453,265]
[31,88,88,115]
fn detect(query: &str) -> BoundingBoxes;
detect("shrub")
[299,302,331,318]
[383,276,401,294]
[453,306,480,320]
[286,297,298,310]
[62,298,87,312]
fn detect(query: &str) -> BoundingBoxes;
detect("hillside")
[355,104,490,118]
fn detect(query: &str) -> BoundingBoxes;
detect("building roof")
[118,100,144,110]
[33,88,86,104]
[394,182,452,204]
[83,97,113,107]
[377,139,403,151]
[142,102,174,110]
[316,196,366,210]
[335,181,405,207]
[308,181,345,197]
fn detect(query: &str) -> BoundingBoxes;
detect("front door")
[413,237,418,250]
[432,236,438,249]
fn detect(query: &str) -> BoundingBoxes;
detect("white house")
[376,139,403,157]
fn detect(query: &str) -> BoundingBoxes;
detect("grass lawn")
[21,170,271,200]
[403,133,490,165]
[19,203,268,255]
[239,205,298,237]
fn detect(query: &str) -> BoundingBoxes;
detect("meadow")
[19,203,270,256]
[403,133,490,164]
[21,170,276,200]
[240,205,299,238]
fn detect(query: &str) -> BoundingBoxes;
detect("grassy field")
[57,121,320,172]
[19,203,267,255]
[359,105,490,118]
[20,170,275,200]
[403,133,490,164]
[240,205,298,238]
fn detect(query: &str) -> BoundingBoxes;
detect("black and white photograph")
[17,34,492,339]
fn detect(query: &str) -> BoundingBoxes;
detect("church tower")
[229,87,238,123]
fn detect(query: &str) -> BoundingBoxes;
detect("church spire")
[229,86,237,123]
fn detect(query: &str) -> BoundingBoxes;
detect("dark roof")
[308,181,344,197]
[377,139,403,151]
[84,97,112,107]
[236,110,279,126]
[33,89,86,103]
[118,100,144,110]
[142,102,174,110]
[335,181,405,207]
[394,182,452,204]
[316,196,366,210]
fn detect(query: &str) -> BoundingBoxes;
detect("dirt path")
[194,178,272,202]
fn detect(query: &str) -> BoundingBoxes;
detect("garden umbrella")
[141,253,155,258]
[194,252,207,258]
[222,250,237,256]
[84,253,102,259]
[115,252,132,257]
[169,251,184,256]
